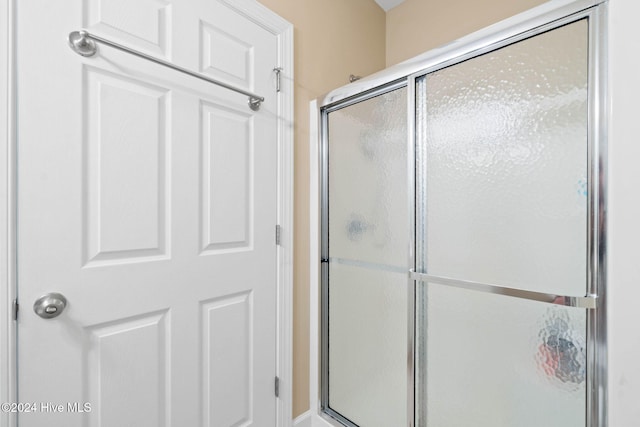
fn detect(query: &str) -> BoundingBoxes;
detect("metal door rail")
[68,30,265,111]
[410,270,598,309]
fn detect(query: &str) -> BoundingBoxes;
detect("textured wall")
[254,0,387,418]
[386,0,547,66]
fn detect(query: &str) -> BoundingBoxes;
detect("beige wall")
[386,0,547,66]
[254,0,386,418]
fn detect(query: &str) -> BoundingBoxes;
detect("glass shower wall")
[422,283,586,427]
[420,20,589,296]
[325,86,409,426]
[321,6,605,427]
[415,19,590,427]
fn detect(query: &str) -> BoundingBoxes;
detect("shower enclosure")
[317,1,606,426]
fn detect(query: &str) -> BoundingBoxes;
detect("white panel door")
[16,0,278,426]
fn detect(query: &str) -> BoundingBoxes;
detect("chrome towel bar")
[68,30,265,111]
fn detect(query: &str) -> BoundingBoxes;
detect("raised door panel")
[83,68,171,267]
[201,292,254,427]
[199,21,253,91]
[200,100,253,255]
[83,0,172,57]
[84,310,171,427]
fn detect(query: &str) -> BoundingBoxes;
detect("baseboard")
[293,411,312,427]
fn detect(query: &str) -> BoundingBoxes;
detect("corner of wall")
[293,411,312,427]
[607,1,640,425]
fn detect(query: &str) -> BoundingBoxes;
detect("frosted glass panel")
[328,262,407,427]
[328,87,408,268]
[420,20,588,296]
[326,86,408,426]
[423,282,586,427]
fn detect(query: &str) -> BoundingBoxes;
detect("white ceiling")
[373,0,406,12]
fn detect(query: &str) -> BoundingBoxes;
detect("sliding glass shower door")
[415,19,590,427]
[321,5,605,427]
[323,85,409,427]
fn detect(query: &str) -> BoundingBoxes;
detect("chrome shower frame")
[316,0,607,426]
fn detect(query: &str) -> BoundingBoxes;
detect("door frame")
[309,0,607,426]
[0,0,17,426]
[0,0,294,426]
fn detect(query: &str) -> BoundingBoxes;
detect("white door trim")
[0,1,293,426]
[0,0,17,426]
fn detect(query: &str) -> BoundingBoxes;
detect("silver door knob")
[33,293,67,319]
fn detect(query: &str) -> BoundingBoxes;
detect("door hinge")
[12,299,18,321]
[275,224,282,246]
[275,376,280,398]
[273,67,283,92]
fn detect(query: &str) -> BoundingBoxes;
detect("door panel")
[422,282,586,427]
[85,310,171,426]
[17,1,277,426]
[200,100,254,253]
[84,67,171,265]
[418,20,589,297]
[201,291,253,426]
[84,0,172,57]
[325,87,408,427]
[328,263,407,427]
[327,88,408,268]
[199,21,253,89]
[415,18,590,427]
